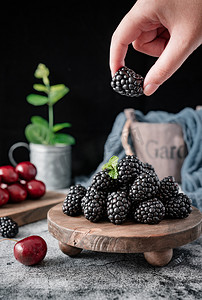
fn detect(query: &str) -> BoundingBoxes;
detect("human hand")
[110,0,202,96]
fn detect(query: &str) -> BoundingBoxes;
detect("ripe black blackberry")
[159,176,179,203]
[0,216,19,238]
[111,66,144,97]
[117,155,144,186]
[143,162,156,174]
[107,191,131,225]
[82,187,106,222]
[165,193,192,219]
[133,199,165,224]
[62,184,86,216]
[129,172,160,202]
[91,169,116,191]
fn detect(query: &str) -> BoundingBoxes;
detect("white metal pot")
[9,142,71,190]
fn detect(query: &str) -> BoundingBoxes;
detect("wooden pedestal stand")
[48,203,202,267]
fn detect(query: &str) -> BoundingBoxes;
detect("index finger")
[109,10,142,76]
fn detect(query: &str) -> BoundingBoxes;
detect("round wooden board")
[48,203,202,255]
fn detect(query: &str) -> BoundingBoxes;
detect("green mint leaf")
[108,168,119,179]
[101,155,119,179]
[108,156,119,168]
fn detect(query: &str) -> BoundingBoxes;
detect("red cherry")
[14,235,47,266]
[26,180,46,199]
[15,161,37,181]
[0,165,19,183]
[7,183,27,203]
[0,187,10,206]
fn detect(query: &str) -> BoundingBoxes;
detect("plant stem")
[48,103,54,130]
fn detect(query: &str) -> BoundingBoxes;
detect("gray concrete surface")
[0,219,202,300]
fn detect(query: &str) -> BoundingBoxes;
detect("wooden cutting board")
[0,191,66,226]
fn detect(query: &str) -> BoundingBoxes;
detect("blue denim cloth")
[76,107,202,211]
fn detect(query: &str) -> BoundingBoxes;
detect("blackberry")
[111,66,144,97]
[117,155,144,186]
[129,172,160,202]
[165,193,192,219]
[143,162,156,174]
[91,169,116,191]
[69,184,87,196]
[82,187,106,222]
[107,191,131,225]
[159,176,179,203]
[62,184,86,216]
[133,199,165,224]
[0,216,19,238]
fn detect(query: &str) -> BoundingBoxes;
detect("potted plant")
[9,63,75,190]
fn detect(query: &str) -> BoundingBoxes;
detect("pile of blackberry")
[62,155,192,225]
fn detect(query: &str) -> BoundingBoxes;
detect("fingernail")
[144,83,159,96]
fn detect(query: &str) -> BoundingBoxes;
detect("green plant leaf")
[27,94,49,106]
[31,116,49,128]
[49,86,69,105]
[25,123,53,144]
[52,133,75,145]
[108,156,119,167]
[50,84,66,91]
[53,122,72,132]
[108,168,119,179]
[102,156,119,170]
[102,155,119,179]
[33,84,48,93]
[34,63,49,79]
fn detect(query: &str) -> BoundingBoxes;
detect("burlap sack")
[122,108,187,182]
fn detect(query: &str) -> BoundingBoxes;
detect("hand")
[110,0,202,96]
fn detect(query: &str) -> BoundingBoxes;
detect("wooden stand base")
[59,241,82,257]
[144,248,173,266]
[48,204,202,267]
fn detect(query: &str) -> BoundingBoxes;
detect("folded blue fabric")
[76,107,202,211]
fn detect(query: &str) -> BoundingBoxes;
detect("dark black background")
[0,2,201,178]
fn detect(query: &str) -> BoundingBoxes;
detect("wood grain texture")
[0,191,66,226]
[48,203,202,253]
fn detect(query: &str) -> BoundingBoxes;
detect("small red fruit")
[7,183,27,202]
[14,235,47,266]
[26,180,46,199]
[0,165,19,183]
[0,187,10,206]
[15,161,37,181]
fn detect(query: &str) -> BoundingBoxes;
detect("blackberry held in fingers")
[111,66,144,97]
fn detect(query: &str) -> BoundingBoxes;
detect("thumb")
[143,32,193,96]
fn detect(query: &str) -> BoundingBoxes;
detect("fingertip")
[144,83,159,96]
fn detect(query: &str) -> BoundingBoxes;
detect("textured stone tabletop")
[0,218,202,300]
